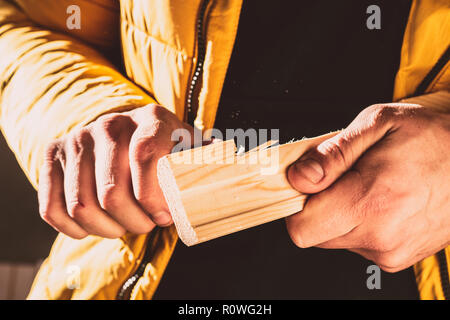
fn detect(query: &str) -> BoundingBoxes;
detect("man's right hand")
[38,104,193,239]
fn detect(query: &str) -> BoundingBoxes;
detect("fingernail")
[153,211,172,226]
[294,159,324,184]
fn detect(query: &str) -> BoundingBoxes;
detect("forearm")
[0,0,155,188]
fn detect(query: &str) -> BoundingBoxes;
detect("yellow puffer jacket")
[0,0,448,299]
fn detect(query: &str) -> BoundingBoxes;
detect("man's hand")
[287,103,450,272]
[38,104,193,239]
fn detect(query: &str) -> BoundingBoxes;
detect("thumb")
[288,105,396,194]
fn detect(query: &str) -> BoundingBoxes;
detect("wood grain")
[158,132,337,246]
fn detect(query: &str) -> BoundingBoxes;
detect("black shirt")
[154,0,418,299]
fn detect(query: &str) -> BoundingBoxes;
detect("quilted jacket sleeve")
[0,0,156,189]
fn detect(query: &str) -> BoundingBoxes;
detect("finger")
[286,169,366,248]
[129,124,175,226]
[63,130,126,238]
[129,105,195,226]
[93,114,155,234]
[38,143,88,239]
[288,104,397,194]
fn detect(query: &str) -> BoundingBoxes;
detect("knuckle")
[149,104,175,122]
[96,113,134,141]
[365,104,397,127]
[317,138,349,169]
[43,140,64,163]
[73,128,92,144]
[67,129,94,156]
[139,104,168,119]
[131,104,162,123]
[145,103,163,114]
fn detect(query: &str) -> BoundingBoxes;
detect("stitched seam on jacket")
[122,19,190,58]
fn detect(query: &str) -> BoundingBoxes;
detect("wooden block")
[158,132,337,246]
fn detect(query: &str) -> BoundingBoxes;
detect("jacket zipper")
[116,229,157,300]
[413,45,450,300]
[437,250,450,300]
[185,0,211,126]
[116,0,211,300]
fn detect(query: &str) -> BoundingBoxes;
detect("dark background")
[0,134,57,263]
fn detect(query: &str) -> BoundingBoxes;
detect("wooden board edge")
[157,156,198,246]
